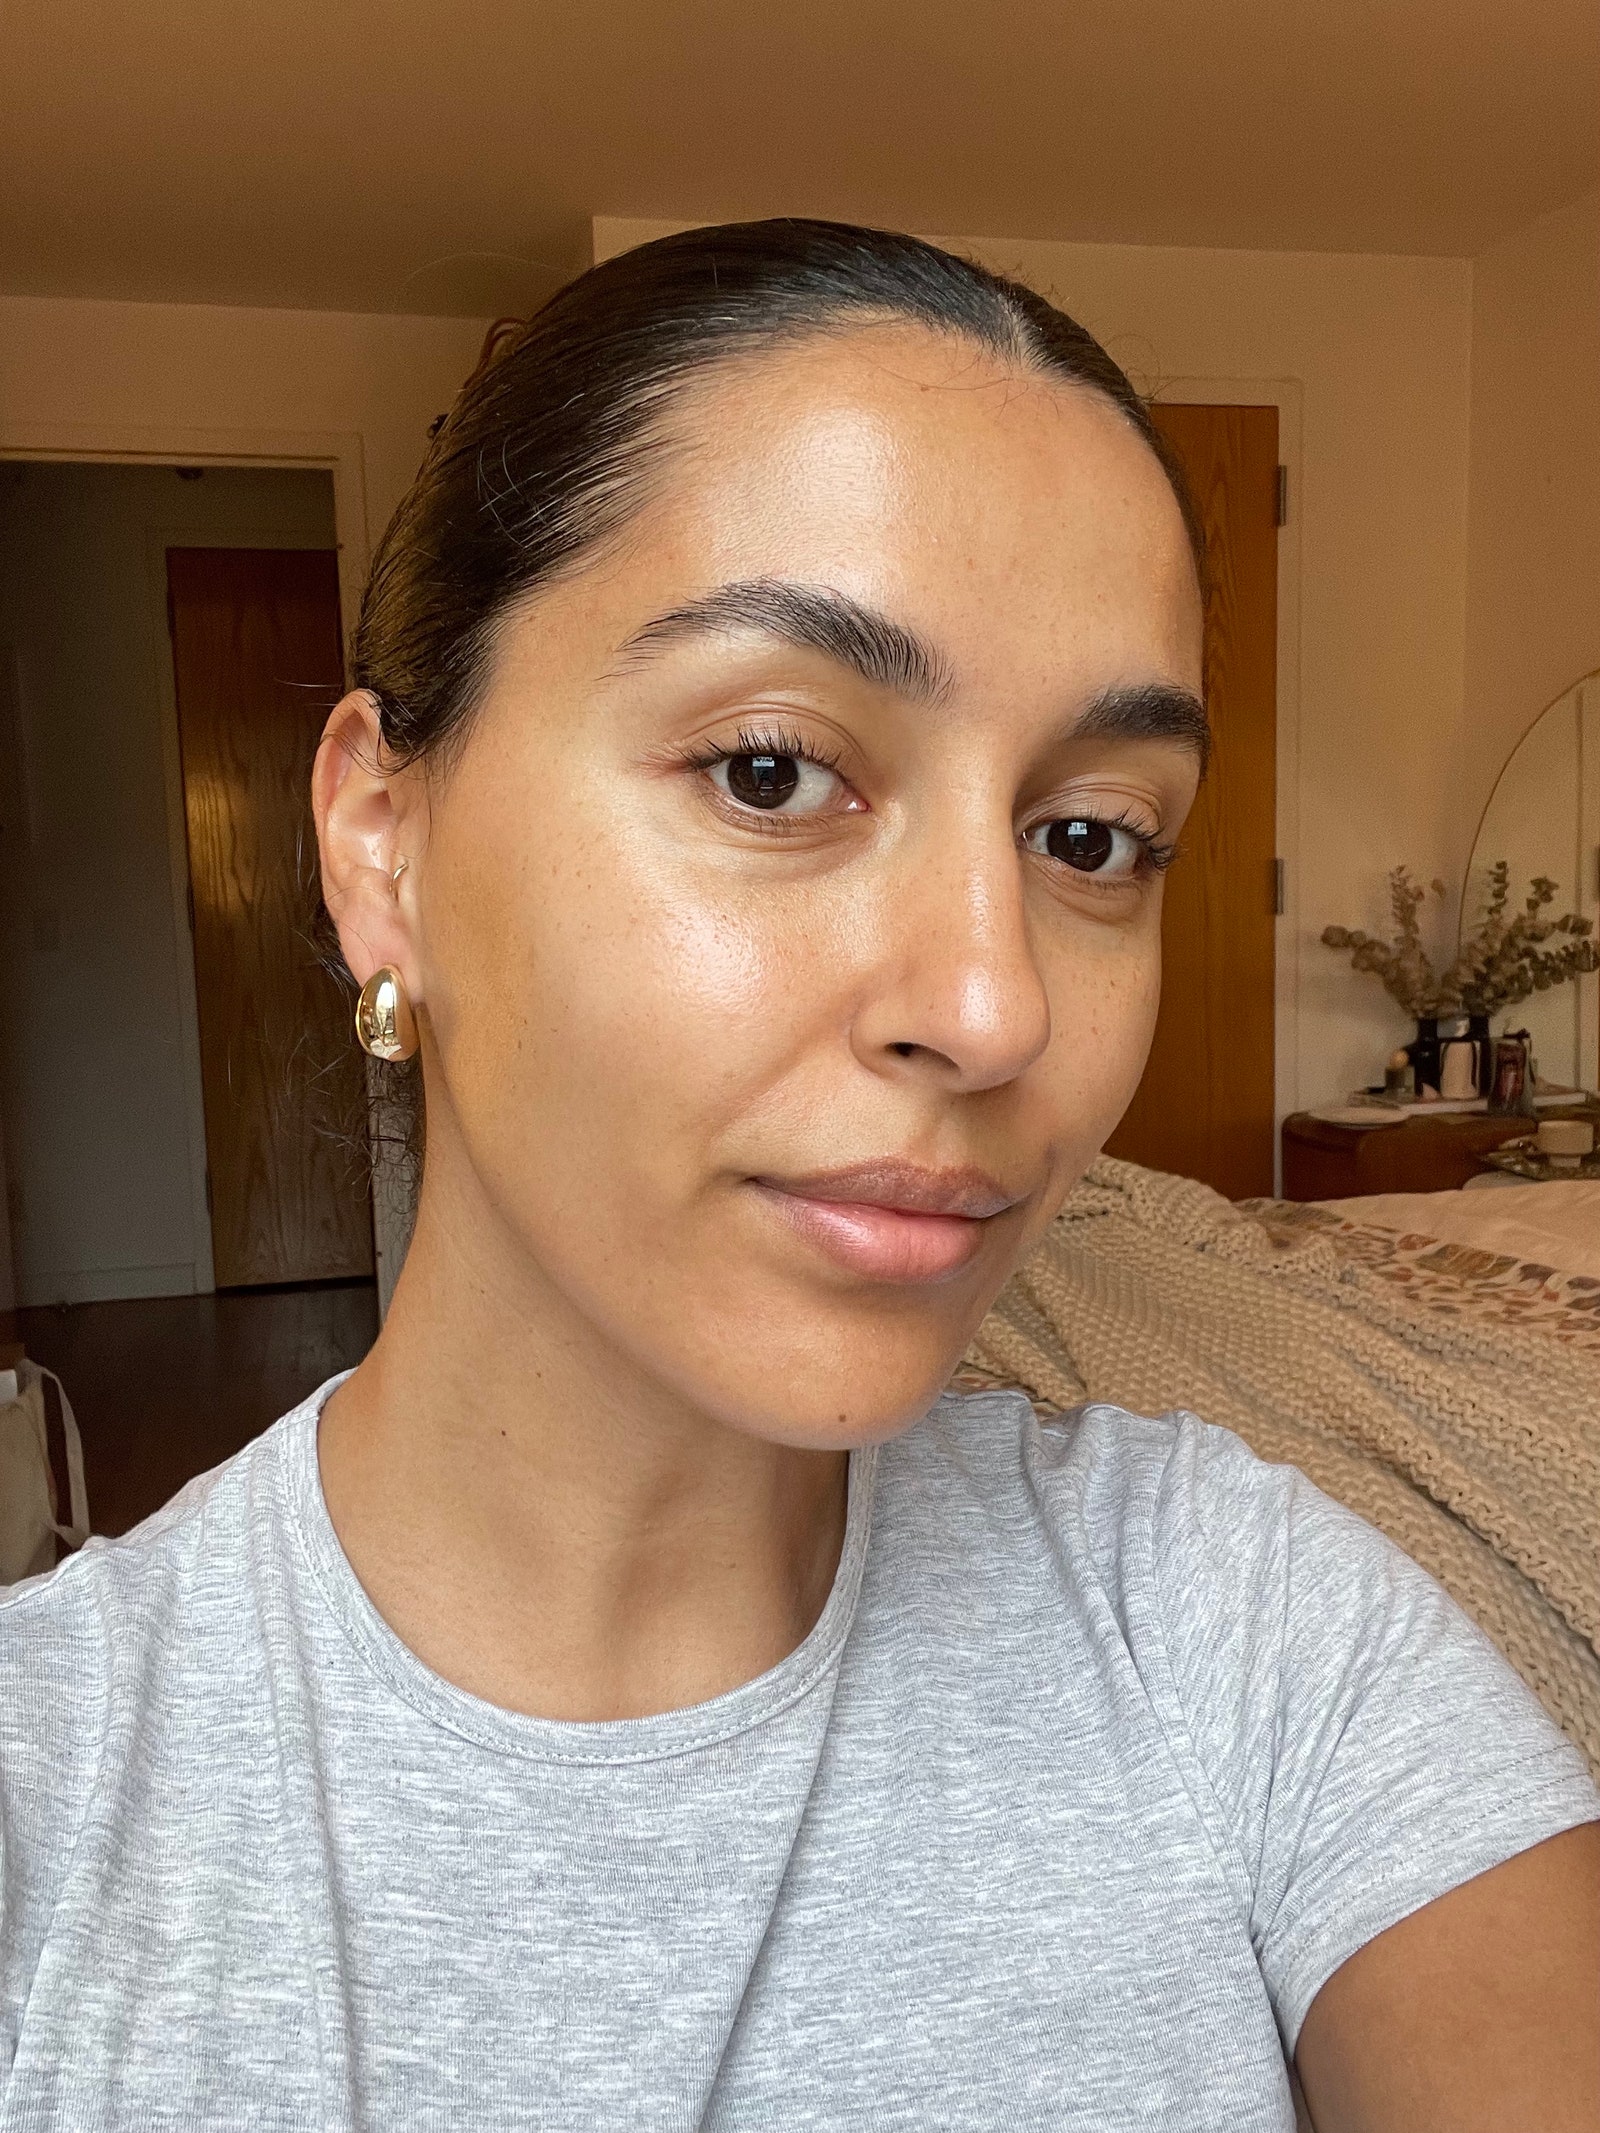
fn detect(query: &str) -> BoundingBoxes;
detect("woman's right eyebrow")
[611,579,1208,772]
[612,578,955,705]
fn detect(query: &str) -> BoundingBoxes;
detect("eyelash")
[1064,810,1179,878]
[672,722,848,781]
[673,725,1176,876]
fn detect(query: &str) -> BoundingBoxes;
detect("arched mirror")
[1462,670,1600,1093]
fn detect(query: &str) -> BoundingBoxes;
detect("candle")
[1536,1120,1594,1165]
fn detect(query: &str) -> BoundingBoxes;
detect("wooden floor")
[1,1279,377,1538]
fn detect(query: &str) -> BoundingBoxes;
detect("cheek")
[420,768,830,1196]
[1038,913,1164,1143]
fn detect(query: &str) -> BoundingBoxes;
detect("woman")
[1,221,1595,2131]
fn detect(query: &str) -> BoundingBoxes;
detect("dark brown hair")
[354,217,1200,771]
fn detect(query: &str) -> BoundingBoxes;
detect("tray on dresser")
[1480,1136,1600,1183]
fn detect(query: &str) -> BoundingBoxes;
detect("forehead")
[627,322,1203,690]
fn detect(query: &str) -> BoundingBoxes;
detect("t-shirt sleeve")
[1143,1414,1600,2058]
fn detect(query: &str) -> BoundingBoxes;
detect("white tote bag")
[0,1359,90,1584]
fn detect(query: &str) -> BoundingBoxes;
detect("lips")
[760,1158,1023,1220]
[747,1158,1027,1284]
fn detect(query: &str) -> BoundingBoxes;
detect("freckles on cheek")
[640,897,809,1058]
[542,839,824,1103]
[430,836,550,1022]
[1050,944,1162,1125]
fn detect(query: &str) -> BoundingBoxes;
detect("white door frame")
[0,422,370,636]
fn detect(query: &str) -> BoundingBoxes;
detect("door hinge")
[1274,465,1288,528]
[203,1170,213,1217]
[185,877,196,934]
[1272,857,1287,916]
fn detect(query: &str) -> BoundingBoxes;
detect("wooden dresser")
[1280,1104,1600,1200]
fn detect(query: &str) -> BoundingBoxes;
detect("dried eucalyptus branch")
[1444,862,1598,1014]
[1320,867,1457,1018]
[1322,862,1599,1022]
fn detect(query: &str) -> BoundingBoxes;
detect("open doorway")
[0,460,377,1533]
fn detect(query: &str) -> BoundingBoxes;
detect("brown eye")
[1049,819,1114,871]
[709,747,851,817]
[725,752,801,810]
[1022,815,1149,879]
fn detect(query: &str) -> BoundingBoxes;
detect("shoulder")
[901,1384,1598,1841]
[905,1388,1600,2052]
[903,1385,1593,1765]
[910,1381,1409,1583]
[1,1403,295,1644]
[0,1405,307,1909]
[902,1382,1301,1584]
[885,1386,1312,1710]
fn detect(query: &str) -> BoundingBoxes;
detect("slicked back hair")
[355,217,1203,773]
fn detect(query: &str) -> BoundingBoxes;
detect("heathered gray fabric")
[1,1377,1595,2132]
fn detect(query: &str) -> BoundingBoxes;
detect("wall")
[595,219,1475,1111]
[0,293,487,580]
[0,461,335,1305]
[1461,186,1600,882]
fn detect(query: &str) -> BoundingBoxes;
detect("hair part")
[354,218,1203,774]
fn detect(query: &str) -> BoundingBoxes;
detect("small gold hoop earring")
[355,965,419,1062]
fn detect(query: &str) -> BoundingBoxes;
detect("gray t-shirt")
[1,1378,1595,2131]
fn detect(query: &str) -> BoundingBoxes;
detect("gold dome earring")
[354,966,419,1062]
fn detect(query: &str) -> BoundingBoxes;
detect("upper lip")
[754,1158,1028,1220]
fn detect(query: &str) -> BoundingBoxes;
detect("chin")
[685,1326,977,1451]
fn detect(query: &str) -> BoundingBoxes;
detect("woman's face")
[393,324,1203,1446]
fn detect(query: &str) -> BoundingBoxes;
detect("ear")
[312,690,428,1001]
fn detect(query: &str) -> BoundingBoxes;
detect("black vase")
[1407,1016,1443,1097]
[1464,1012,1494,1098]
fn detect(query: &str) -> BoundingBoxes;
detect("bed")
[1307,1179,1600,1284]
[958,1161,1600,1778]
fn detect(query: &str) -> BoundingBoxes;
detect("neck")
[318,1136,851,1723]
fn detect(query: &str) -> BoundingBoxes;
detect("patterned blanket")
[1243,1197,1600,1354]
[958,1157,1600,1777]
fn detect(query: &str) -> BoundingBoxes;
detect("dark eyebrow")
[614,578,954,705]
[616,579,1208,774]
[1073,681,1211,779]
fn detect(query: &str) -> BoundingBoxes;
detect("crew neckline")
[280,1372,880,1765]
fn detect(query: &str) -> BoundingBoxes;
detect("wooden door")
[167,547,374,1287]
[1103,404,1279,1199]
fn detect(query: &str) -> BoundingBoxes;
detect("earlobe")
[312,689,426,1002]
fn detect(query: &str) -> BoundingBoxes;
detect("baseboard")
[19,1262,197,1307]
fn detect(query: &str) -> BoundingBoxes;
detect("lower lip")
[751,1184,992,1283]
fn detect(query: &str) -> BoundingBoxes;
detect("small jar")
[1536,1119,1594,1169]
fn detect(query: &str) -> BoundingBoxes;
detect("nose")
[849,802,1052,1094]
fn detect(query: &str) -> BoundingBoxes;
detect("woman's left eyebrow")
[612,578,954,704]
[1071,681,1211,777]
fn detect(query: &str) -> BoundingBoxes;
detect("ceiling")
[5,0,1598,318]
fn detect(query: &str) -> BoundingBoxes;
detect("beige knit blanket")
[959,1157,1600,1778]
